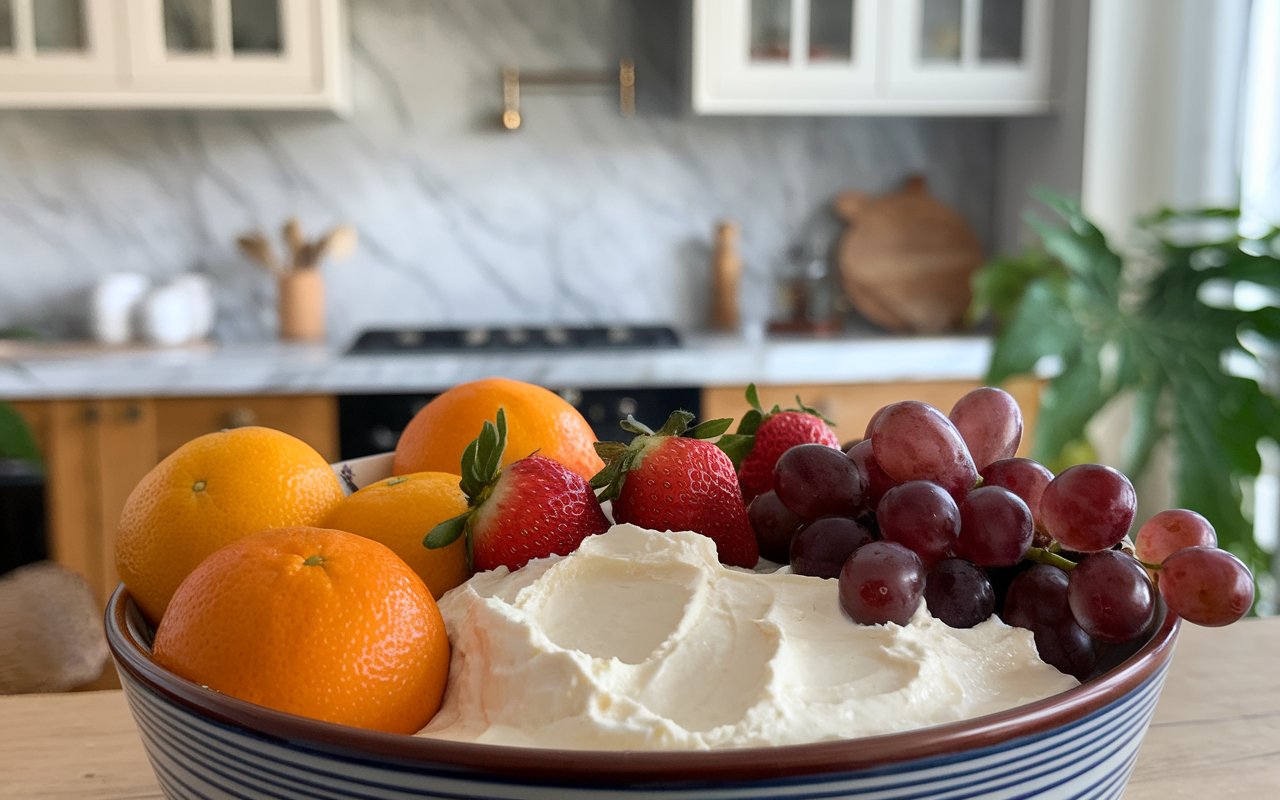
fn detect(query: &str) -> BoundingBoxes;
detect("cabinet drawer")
[701,379,1042,454]
[154,395,339,462]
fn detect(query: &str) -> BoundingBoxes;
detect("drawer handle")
[121,404,143,423]
[223,407,259,429]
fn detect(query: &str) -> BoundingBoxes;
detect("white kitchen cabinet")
[0,0,348,111]
[692,0,1052,115]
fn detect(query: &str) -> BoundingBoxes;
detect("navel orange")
[115,426,345,624]
[392,377,604,481]
[323,471,470,598]
[151,526,450,734]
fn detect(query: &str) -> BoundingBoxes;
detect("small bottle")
[711,221,742,333]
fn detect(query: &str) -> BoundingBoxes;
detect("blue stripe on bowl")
[118,660,1169,800]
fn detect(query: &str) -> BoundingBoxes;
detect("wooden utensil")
[282,217,305,269]
[236,232,284,276]
[834,175,983,333]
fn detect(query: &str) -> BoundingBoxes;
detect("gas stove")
[346,325,681,355]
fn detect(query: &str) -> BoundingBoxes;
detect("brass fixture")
[500,59,635,130]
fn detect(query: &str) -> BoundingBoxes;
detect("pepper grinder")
[710,220,742,332]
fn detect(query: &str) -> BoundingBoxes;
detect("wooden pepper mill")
[710,220,742,332]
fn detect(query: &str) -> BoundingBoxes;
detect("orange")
[115,426,346,624]
[323,471,471,598]
[151,526,450,734]
[393,377,604,481]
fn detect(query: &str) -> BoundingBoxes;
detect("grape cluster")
[746,387,1256,680]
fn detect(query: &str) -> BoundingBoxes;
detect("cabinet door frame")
[0,0,122,93]
[693,0,881,114]
[884,0,1052,113]
[123,0,347,109]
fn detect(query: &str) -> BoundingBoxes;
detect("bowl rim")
[106,583,1179,784]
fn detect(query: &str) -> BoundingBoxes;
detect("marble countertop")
[0,333,997,399]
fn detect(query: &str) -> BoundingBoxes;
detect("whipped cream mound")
[418,524,1078,750]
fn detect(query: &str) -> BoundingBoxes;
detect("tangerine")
[323,471,471,598]
[151,526,450,734]
[393,377,604,481]
[115,426,345,624]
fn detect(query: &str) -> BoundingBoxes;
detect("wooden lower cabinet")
[701,378,1042,454]
[8,394,338,689]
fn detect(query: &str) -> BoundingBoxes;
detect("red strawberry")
[592,411,758,568]
[425,409,609,572]
[719,384,840,502]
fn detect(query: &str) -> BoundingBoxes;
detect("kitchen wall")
[0,0,998,346]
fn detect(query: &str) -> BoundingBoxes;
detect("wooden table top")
[3,617,1278,799]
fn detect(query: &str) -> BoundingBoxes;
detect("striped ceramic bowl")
[104,452,1181,799]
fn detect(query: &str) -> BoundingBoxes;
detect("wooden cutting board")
[834,175,984,334]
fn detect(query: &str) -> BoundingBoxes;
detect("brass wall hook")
[501,59,636,131]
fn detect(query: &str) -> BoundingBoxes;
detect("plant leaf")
[1030,348,1113,466]
[985,280,1077,385]
[744,383,762,412]
[1121,380,1164,478]
[0,402,41,464]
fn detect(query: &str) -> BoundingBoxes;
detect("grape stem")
[1025,546,1078,571]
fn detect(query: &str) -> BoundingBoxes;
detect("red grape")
[789,516,876,579]
[773,443,867,521]
[846,439,897,509]
[1159,546,1254,626]
[1002,564,1071,630]
[1067,550,1155,643]
[876,480,960,567]
[1135,509,1217,566]
[948,387,1024,471]
[1030,619,1097,681]
[924,558,995,628]
[1039,464,1137,552]
[838,541,925,626]
[747,490,804,564]
[980,457,1053,535]
[869,401,978,501]
[956,486,1033,567]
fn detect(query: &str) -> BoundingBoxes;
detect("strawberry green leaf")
[619,415,656,436]
[688,417,733,440]
[459,409,508,500]
[654,410,696,438]
[716,433,755,468]
[734,408,764,436]
[594,441,628,461]
[424,512,469,549]
[794,396,835,425]
[744,383,762,412]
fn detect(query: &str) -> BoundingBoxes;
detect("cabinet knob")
[223,407,259,429]
[81,405,100,424]
[121,404,143,423]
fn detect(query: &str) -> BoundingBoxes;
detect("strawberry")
[425,409,610,572]
[718,384,841,502]
[592,411,758,568]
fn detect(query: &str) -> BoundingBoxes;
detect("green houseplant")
[973,193,1280,576]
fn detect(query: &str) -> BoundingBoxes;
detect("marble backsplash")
[0,0,997,347]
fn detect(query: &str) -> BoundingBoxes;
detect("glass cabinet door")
[886,0,1050,111]
[128,0,316,96]
[0,0,119,91]
[694,0,877,113]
